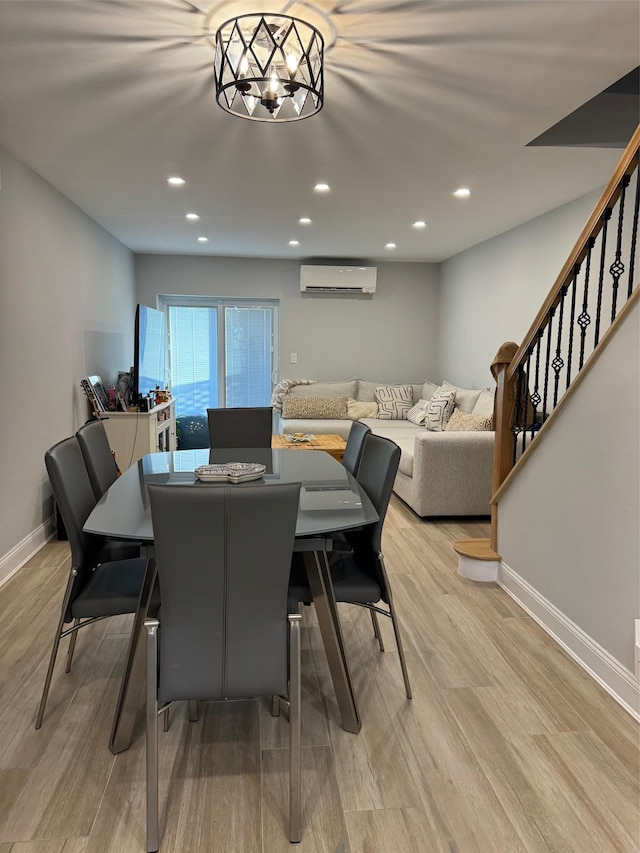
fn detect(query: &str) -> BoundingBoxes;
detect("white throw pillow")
[346,398,379,420]
[375,384,414,420]
[425,387,457,431]
[407,399,430,425]
[472,388,495,418]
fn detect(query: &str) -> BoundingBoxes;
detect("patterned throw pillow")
[374,385,414,420]
[425,387,457,431]
[346,398,379,420]
[444,409,493,432]
[407,399,430,425]
[282,396,348,419]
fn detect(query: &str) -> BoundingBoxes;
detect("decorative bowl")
[194,462,266,483]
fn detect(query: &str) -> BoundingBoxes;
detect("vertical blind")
[159,297,278,417]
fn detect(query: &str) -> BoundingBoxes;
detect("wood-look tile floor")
[0,498,638,852]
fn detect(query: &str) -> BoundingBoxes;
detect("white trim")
[457,554,498,582]
[498,561,640,721]
[0,517,56,588]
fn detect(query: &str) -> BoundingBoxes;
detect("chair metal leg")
[65,619,81,673]
[370,609,385,652]
[188,700,199,722]
[288,614,302,844]
[35,569,76,729]
[270,695,281,717]
[145,619,160,853]
[162,706,170,732]
[378,552,412,700]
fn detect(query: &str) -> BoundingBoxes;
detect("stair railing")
[490,125,640,549]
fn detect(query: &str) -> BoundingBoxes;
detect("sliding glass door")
[159,296,278,417]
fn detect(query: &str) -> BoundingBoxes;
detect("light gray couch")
[276,378,494,517]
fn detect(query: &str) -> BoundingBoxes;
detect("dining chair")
[289,433,412,699]
[145,480,302,850]
[76,419,120,500]
[206,406,273,448]
[341,421,371,476]
[36,436,148,729]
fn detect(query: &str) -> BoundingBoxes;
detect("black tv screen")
[134,304,167,401]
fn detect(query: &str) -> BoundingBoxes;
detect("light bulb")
[286,53,299,74]
[239,55,249,74]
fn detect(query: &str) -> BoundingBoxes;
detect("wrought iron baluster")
[521,352,533,454]
[628,164,640,299]
[542,308,554,421]
[530,331,542,437]
[594,209,611,347]
[578,238,594,370]
[610,175,629,323]
[552,288,566,408]
[566,266,579,390]
[512,363,523,466]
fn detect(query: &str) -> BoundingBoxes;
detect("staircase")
[455,125,640,717]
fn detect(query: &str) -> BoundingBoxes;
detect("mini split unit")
[300,265,377,294]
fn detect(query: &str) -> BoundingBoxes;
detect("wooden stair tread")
[454,537,501,562]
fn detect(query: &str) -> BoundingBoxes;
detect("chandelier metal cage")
[214,13,324,122]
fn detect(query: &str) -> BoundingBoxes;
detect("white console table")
[99,399,176,471]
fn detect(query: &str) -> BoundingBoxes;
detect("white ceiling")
[0,0,638,262]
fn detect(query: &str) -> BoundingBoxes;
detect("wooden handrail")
[507,124,640,383]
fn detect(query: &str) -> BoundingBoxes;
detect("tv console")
[99,399,176,471]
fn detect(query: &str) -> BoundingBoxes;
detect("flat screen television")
[134,304,167,402]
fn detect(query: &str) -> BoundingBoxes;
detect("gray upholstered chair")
[289,433,412,699]
[145,480,302,850]
[76,419,119,500]
[342,421,371,476]
[36,436,147,729]
[206,406,273,448]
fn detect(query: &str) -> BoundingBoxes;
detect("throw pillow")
[444,410,493,432]
[425,387,457,431]
[282,396,348,420]
[421,380,440,402]
[374,385,414,420]
[407,399,430,425]
[346,398,379,420]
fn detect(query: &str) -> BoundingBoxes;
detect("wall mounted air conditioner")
[300,265,377,294]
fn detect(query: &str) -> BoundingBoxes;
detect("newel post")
[490,342,519,551]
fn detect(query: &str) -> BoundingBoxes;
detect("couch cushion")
[445,410,493,431]
[395,439,416,477]
[360,418,421,433]
[442,380,483,413]
[282,396,348,420]
[357,379,423,403]
[375,385,414,420]
[346,398,378,420]
[425,387,456,431]
[472,388,495,417]
[289,379,357,399]
[421,380,440,401]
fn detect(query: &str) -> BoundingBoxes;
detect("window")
[158,296,278,417]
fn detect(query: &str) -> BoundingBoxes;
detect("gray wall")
[498,299,639,671]
[0,145,135,565]
[437,190,601,388]
[135,255,440,384]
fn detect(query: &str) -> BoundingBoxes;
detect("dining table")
[83,446,378,754]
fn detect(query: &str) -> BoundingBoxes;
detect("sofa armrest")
[412,430,495,507]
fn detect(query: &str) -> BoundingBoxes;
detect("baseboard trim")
[498,561,640,721]
[0,518,56,588]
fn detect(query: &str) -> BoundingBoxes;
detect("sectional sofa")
[275,378,495,517]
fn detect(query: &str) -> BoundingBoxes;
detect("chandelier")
[214,13,324,122]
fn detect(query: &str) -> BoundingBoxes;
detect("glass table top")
[84,448,378,541]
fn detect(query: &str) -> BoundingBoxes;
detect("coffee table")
[272,433,346,462]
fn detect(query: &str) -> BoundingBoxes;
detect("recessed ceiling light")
[167,176,185,185]
[197,236,208,242]
[289,240,300,246]
[453,187,471,198]
[412,220,427,228]
[385,242,397,249]
[314,183,330,192]
[299,217,312,224]
[185,213,199,220]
